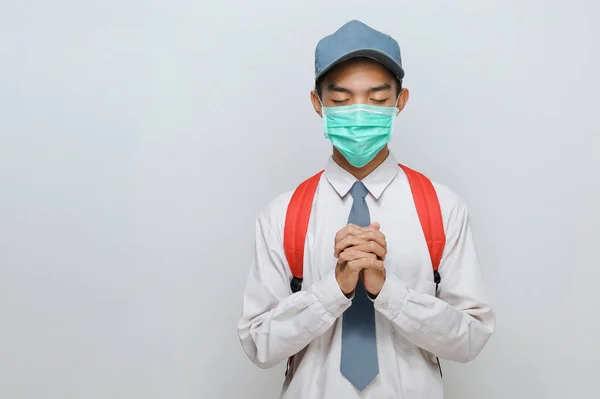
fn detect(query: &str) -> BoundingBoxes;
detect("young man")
[238,20,495,398]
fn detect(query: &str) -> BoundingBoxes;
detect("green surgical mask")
[322,102,398,168]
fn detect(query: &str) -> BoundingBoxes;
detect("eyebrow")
[327,83,353,94]
[368,83,392,93]
[326,83,392,94]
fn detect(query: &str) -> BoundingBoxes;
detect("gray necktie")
[340,181,379,390]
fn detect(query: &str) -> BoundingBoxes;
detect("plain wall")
[1,0,599,398]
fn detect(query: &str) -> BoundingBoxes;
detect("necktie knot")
[349,181,369,199]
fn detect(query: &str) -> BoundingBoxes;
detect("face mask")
[321,102,398,168]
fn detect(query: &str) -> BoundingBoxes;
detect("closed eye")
[371,98,389,104]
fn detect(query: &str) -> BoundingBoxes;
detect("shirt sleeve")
[237,207,351,369]
[373,195,495,363]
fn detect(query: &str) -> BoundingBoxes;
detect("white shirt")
[237,152,495,399]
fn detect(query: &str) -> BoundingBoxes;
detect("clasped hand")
[334,222,387,297]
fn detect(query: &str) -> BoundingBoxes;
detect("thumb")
[370,222,381,230]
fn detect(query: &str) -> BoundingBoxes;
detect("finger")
[336,223,377,242]
[351,240,387,260]
[334,234,370,257]
[335,224,364,244]
[370,222,381,230]
[366,257,385,271]
[338,248,378,263]
[354,230,387,249]
[346,258,365,273]
[346,257,376,272]
[346,257,384,272]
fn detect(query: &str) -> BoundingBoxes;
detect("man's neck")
[332,147,389,180]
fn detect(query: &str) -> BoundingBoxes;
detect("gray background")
[1,0,599,398]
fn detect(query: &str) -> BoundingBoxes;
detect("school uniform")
[238,152,495,399]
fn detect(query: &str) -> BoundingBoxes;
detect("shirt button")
[380,301,388,309]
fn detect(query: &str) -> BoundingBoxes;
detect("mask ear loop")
[317,96,330,138]
[390,94,401,137]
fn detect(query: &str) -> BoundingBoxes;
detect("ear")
[395,88,410,115]
[310,90,323,118]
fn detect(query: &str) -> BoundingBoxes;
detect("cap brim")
[315,48,405,81]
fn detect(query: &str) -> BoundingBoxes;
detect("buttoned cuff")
[310,270,353,318]
[373,272,410,320]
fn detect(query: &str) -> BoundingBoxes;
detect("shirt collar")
[324,152,400,200]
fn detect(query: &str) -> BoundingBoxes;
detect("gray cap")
[314,20,404,82]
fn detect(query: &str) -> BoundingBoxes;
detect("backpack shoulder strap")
[283,170,324,293]
[283,166,446,293]
[399,164,447,286]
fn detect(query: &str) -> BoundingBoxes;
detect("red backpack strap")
[283,170,324,293]
[399,164,446,287]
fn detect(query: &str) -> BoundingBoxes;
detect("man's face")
[311,57,409,116]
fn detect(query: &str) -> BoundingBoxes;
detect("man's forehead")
[323,58,396,83]
[324,72,396,93]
